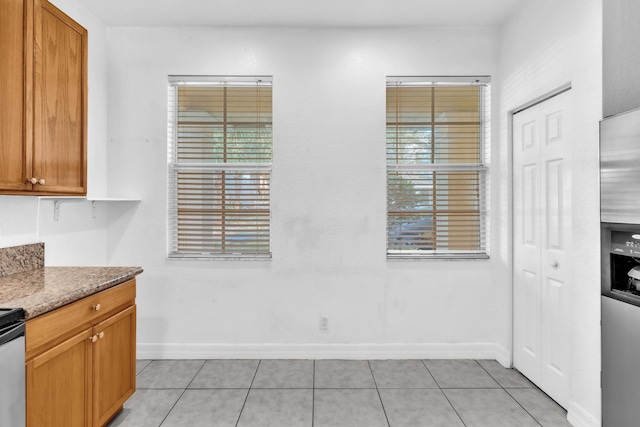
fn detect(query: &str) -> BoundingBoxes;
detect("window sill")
[167,253,272,261]
[386,254,490,262]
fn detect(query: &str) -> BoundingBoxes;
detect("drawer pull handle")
[92,304,101,311]
[90,335,98,343]
[29,177,37,184]
[38,179,45,185]
[98,332,105,339]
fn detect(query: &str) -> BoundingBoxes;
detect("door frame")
[508,83,572,367]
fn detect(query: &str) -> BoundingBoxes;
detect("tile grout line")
[312,360,315,427]
[157,359,207,427]
[186,386,314,390]
[420,359,443,389]
[234,359,262,427]
[503,388,544,427]
[421,359,468,427]
[474,360,543,427]
[367,360,391,427]
[136,360,152,377]
[420,358,439,387]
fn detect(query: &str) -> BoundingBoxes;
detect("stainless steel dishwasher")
[0,308,25,427]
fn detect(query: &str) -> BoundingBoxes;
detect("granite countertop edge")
[0,266,144,320]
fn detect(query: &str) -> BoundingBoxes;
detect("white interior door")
[513,90,571,409]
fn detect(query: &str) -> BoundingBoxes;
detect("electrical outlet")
[319,315,329,331]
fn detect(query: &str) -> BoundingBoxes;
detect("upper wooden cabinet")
[0,0,87,195]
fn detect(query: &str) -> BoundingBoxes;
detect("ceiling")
[81,0,525,28]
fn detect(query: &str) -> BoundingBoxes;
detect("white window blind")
[386,76,490,259]
[168,76,272,259]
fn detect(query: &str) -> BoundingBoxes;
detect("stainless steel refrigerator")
[601,107,640,426]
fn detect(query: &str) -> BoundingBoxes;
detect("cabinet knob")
[98,332,105,339]
[29,177,37,184]
[90,335,98,343]
[92,304,101,311]
[38,179,45,185]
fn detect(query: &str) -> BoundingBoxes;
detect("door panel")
[513,90,571,409]
[93,305,136,426]
[26,328,92,427]
[545,277,565,371]
[0,0,33,191]
[546,111,563,144]
[522,119,537,150]
[33,0,87,194]
[546,159,563,250]
[522,164,537,245]
[514,105,542,381]
[539,94,570,406]
[523,270,540,358]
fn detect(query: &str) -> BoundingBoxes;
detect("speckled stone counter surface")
[0,242,44,277]
[0,266,143,319]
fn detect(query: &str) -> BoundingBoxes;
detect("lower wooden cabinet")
[25,280,136,427]
[26,328,93,427]
[93,305,136,426]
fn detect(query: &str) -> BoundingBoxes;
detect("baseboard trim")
[567,399,600,427]
[137,342,510,361]
[493,345,512,368]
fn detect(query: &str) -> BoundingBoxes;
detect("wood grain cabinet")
[0,0,87,195]
[25,280,137,427]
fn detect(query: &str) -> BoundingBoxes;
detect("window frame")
[167,75,273,260]
[385,76,490,260]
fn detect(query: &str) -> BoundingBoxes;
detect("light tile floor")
[107,359,572,427]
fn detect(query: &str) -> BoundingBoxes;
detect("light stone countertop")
[0,266,143,319]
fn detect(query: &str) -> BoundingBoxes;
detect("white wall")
[105,26,511,360]
[0,0,110,265]
[499,1,602,425]
[603,0,640,117]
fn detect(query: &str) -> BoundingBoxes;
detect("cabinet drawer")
[26,280,136,360]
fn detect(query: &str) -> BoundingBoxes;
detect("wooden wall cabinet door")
[0,0,33,192]
[93,305,137,426]
[0,0,87,195]
[33,0,87,194]
[26,328,93,427]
